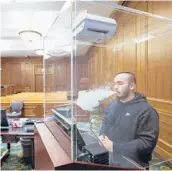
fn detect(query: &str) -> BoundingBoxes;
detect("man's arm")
[99,100,117,136]
[99,108,108,136]
[99,105,113,152]
[99,100,118,151]
[113,108,159,161]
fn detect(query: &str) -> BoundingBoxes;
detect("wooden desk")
[0,125,35,168]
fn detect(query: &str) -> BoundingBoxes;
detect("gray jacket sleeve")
[99,100,117,136]
[113,108,159,162]
[99,108,109,136]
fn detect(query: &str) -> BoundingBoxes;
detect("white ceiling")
[0,0,117,58]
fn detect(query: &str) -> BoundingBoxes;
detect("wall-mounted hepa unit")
[73,12,117,44]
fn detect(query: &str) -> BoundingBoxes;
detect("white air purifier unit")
[73,12,117,44]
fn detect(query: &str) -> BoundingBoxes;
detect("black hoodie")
[100,92,159,167]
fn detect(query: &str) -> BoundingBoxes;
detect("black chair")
[6,101,24,118]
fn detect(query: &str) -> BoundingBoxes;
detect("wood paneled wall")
[45,58,82,91]
[79,1,172,161]
[1,57,74,92]
[1,57,43,92]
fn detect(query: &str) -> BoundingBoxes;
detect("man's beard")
[116,92,129,101]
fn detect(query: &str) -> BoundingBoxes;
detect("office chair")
[0,108,9,129]
[6,101,24,118]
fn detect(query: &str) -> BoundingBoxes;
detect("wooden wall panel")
[34,64,43,92]
[147,1,172,101]
[83,1,172,161]
[1,57,43,92]
[24,62,32,87]
[35,74,43,92]
[1,57,74,92]
[10,63,22,85]
[116,25,124,73]
[54,58,71,90]
[1,62,7,85]
[34,64,54,92]
[123,16,137,74]
[135,2,148,95]
[148,98,172,159]
[105,47,112,83]
[99,48,105,85]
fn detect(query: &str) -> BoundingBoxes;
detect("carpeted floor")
[1,140,172,170]
[1,141,32,170]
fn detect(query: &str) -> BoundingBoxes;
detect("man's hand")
[99,135,113,152]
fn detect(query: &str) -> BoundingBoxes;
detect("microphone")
[90,118,96,130]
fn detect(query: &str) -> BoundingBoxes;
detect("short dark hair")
[115,72,136,84]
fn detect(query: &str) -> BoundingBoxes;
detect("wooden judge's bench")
[0,92,68,117]
[0,92,90,121]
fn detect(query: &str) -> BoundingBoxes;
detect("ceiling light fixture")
[34,49,43,56]
[19,30,42,43]
[0,0,15,4]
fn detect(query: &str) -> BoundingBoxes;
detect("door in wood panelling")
[23,62,32,88]
[34,65,43,92]
[45,74,53,91]
[35,74,43,92]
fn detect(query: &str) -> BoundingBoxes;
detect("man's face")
[112,74,133,100]
[79,78,89,90]
[80,80,86,90]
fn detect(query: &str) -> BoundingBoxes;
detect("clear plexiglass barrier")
[44,1,172,170]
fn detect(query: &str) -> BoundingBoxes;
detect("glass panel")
[43,0,172,169]
[43,0,74,160]
[72,0,172,170]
